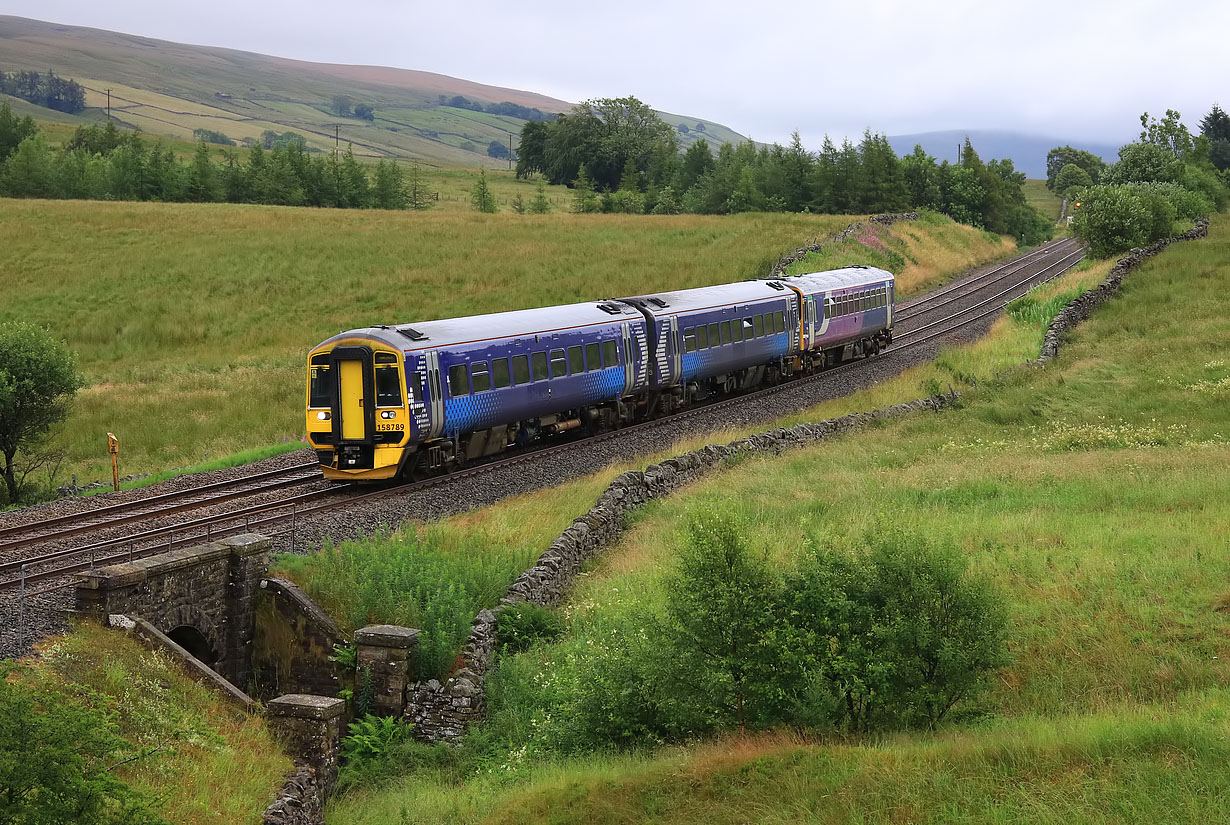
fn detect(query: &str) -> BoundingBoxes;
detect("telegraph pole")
[106,88,112,121]
[508,133,513,171]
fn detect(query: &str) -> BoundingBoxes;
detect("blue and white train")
[306,266,894,480]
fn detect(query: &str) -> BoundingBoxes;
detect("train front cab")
[306,339,411,481]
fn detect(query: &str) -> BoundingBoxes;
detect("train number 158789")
[376,422,405,432]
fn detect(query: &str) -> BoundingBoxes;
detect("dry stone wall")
[404,218,1212,744]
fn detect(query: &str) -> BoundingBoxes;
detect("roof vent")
[395,325,428,341]
[766,281,785,290]
[648,297,669,308]
[597,302,625,315]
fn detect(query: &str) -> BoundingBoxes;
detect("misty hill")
[0,15,750,166]
[887,130,1124,179]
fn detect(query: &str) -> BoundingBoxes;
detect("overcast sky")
[6,0,1227,146]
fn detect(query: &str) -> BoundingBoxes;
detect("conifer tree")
[529,177,551,213]
[471,168,497,212]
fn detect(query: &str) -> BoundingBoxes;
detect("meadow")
[319,218,1228,823]
[0,201,1009,488]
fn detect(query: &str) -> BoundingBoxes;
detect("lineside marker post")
[107,433,120,492]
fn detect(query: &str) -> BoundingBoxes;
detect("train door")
[808,297,818,349]
[887,282,894,327]
[621,323,635,394]
[818,292,832,336]
[668,316,682,384]
[328,345,375,469]
[424,350,445,439]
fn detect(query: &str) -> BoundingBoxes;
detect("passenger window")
[744,318,755,338]
[697,325,709,349]
[408,371,423,404]
[568,345,584,374]
[448,364,469,396]
[720,321,731,345]
[732,319,743,343]
[471,362,490,393]
[753,315,764,337]
[550,349,567,378]
[492,358,511,389]
[708,323,720,346]
[684,328,697,353]
[775,311,785,333]
[375,365,402,407]
[602,340,618,367]
[585,342,600,371]
[513,355,531,385]
[309,366,331,408]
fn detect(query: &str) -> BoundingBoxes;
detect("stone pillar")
[266,694,346,796]
[220,533,271,689]
[354,625,419,717]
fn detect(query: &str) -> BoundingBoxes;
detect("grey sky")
[6,0,1226,146]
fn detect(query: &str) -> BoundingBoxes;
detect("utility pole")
[508,133,513,171]
[334,124,340,157]
[106,88,112,121]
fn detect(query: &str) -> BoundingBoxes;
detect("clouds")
[9,0,1227,146]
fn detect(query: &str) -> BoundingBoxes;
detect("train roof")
[619,280,792,317]
[780,266,895,294]
[316,299,643,353]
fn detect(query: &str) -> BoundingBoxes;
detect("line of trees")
[0,107,429,210]
[515,96,1051,244]
[441,95,556,122]
[0,69,86,114]
[1068,107,1229,257]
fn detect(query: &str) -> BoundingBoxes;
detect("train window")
[568,345,584,374]
[492,358,511,389]
[375,365,402,406]
[684,328,697,353]
[743,318,755,338]
[602,340,618,367]
[471,362,491,393]
[448,364,469,396]
[586,342,601,371]
[532,352,549,381]
[720,321,731,345]
[309,366,331,408]
[753,315,764,337]
[708,323,720,347]
[697,325,709,349]
[550,349,567,378]
[774,311,785,333]
[513,355,531,385]
[408,372,423,404]
[732,318,743,343]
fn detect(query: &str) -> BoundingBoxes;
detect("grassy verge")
[324,218,1228,823]
[21,623,290,824]
[0,201,1009,489]
[83,441,307,496]
[1024,178,1064,222]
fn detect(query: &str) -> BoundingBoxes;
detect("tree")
[353,103,375,121]
[184,142,222,203]
[487,139,510,160]
[331,94,353,117]
[407,162,433,210]
[1,134,56,198]
[0,323,84,504]
[1139,109,1194,157]
[1199,104,1230,141]
[0,102,38,162]
[371,159,408,209]
[510,193,526,214]
[1045,145,1108,190]
[0,663,167,824]
[1070,184,1151,257]
[570,164,600,213]
[470,168,497,213]
[528,177,551,213]
[515,120,549,179]
[662,511,787,732]
[1054,163,1093,198]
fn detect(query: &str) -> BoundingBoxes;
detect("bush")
[1071,185,1151,257]
[498,603,565,653]
[336,714,413,791]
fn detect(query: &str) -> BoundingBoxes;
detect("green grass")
[324,217,1230,823]
[26,623,290,825]
[0,201,1010,488]
[1024,178,1064,222]
[86,441,307,496]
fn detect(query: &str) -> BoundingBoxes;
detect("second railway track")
[0,238,1085,595]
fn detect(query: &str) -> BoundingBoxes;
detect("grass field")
[20,624,289,824]
[320,216,1229,823]
[1024,178,1064,222]
[0,202,1011,489]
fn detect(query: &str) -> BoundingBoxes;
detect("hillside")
[887,129,1123,178]
[0,15,751,165]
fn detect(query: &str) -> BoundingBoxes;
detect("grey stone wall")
[76,534,269,687]
[262,694,345,825]
[252,577,344,700]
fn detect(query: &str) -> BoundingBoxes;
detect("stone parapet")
[354,625,419,717]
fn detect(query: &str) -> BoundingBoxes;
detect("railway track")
[0,238,1084,596]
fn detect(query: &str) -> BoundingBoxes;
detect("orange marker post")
[107,432,120,492]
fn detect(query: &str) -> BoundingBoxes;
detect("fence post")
[18,564,26,645]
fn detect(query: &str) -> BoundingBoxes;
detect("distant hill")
[0,15,751,166]
[887,129,1124,179]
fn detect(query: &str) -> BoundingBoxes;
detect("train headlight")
[316,411,331,421]
[381,410,397,419]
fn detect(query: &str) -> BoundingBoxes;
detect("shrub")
[337,714,413,791]
[1071,185,1151,257]
[498,603,565,653]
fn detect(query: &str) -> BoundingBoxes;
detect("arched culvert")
[167,625,218,667]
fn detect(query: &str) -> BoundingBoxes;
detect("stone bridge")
[76,534,269,688]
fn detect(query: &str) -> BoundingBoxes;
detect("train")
[305,266,895,481]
